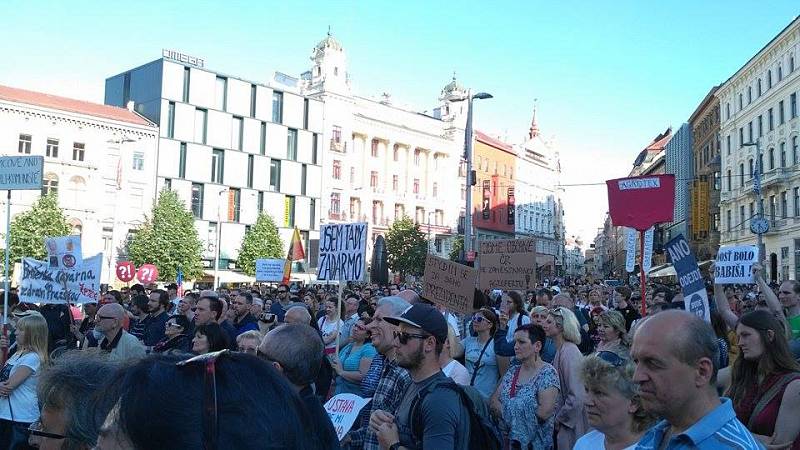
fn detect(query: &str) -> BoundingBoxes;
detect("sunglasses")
[393,330,430,345]
[176,349,230,450]
[28,420,67,440]
[95,315,116,321]
[472,315,486,323]
[597,351,626,367]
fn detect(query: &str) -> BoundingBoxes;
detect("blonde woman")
[440,324,469,385]
[595,310,630,354]
[0,312,49,449]
[543,306,589,450]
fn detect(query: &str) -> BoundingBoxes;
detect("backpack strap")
[409,379,460,446]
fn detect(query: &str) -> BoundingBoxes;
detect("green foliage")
[237,212,284,276]
[6,193,71,270]
[384,216,427,277]
[449,235,464,262]
[127,189,203,281]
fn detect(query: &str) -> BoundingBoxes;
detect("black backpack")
[409,379,502,450]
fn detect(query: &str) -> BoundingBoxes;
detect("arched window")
[69,175,87,204]
[42,173,58,197]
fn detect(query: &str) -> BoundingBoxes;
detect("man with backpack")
[373,303,498,450]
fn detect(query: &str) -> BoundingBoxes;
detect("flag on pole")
[282,228,306,284]
[176,268,184,298]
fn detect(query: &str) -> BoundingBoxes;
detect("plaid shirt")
[346,354,411,450]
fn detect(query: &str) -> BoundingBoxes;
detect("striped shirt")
[635,398,764,450]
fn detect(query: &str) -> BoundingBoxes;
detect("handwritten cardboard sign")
[20,254,103,304]
[665,234,709,322]
[317,222,368,281]
[255,258,285,282]
[324,394,372,442]
[715,245,758,284]
[45,235,82,270]
[423,254,478,315]
[478,238,536,291]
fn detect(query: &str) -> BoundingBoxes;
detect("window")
[232,117,243,150]
[247,155,254,188]
[132,152,144,171]
[350,167,355,184]
[758,79,762,96]
[183,67,190,103]
[726,103,730,120]
[739,164,744,187]
[747,86,752,104]
[272,91,283,124]
[332,126,342,144]
[229,188,241,222]
[371,139,379,157]
[370,171,378,189]
[260,122,266,155]
[350,198,360,219]
[310,198,316,229]
[167,101,175,138]
[770,195,777,220]
[748,121,753,141]
[211,149,224,183]
[46,138,59,158]
[215,76,227,111]
[769,108,774,131]
[792,93,797,119]
[749,158,754,178]
[72,142,85,161]
[195,108,207,144]
[269,159,281,191]
[393,145,399,161]
[780,142,786,167]
[726,170,731,191]
[301,164,307,195]
[191,183,203,218]
[791,56,796,73]
[392,175,399,192]
[768,70,773,89]
[779,101,785,125]
[781,191,788,218]
[795,188,799,217]
[759,154,764,174]
[179,142,187,178]
[727,209,732,232]
[794,137,799,165]
[332,160,341,179]
[257,191,264,212]
[740,205,746,228]
[250,84,257,118]
[414,148,421,165]
[778,65,783,81]
[312,134,318,164]
[738,127,744,146]
[726,135,731,155]
[284,195,295,227]
[17,134,31,154]
[287,128,298,160]
[42,173,58,196]
[758,115,763,137]
[303,98,309,129]
[330,193,341,214]
[769,147,775,170]
[738,93,743,110]
[750,202,755,221]
[432,182,438,198]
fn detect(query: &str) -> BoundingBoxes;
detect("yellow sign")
[694,181,709,234]
[284,197,291,227]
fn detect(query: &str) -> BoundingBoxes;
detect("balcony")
[761,167,788,189]
[330,139,347,153]
[328,211,342,220]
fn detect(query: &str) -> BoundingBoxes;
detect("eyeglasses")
[28,420,67,440]
[176,349,229,450]
[394,330,430,345]
[597,351,626,367]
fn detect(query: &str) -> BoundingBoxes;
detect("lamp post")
[742,140,766,262]
[213,188,229,290]
[452,90,492,261]
[105,135,136,285]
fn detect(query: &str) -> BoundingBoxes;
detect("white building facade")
[105,52,323,279]
[717,17,800,282]
[0,85,158,284]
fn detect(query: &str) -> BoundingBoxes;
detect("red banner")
[606,174,675,231]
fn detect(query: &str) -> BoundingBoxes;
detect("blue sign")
[665,234,710,322]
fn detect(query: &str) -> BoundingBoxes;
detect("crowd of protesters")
[0,260,796,449]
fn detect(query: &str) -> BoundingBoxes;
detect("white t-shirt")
[318,316,343,351]
[0,351,41,423]
[573,429,639,450]
[442,359,470,385]
[505,312,531,342]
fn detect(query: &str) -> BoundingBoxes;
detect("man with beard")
[231,293,259,336]
[371,303,470,450]
[269,284,292,322]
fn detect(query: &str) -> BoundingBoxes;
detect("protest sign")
[20,254,103,304]
[715,245,758,284]
[423,254,478,315]
[478,238,536,291]
[625,227,637,273]
[607,174,675,230]
[665,235,710,322]
[642,226,654,273]
[45,235,82,269]
[116,261,136,282]
[316,222,368,281]
[255,258,285,282]
[324,394,371,441]
[0,155,44,190]
[137,264,159,284]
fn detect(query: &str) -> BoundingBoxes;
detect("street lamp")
[451,90,493,260]
[213,189,229,290]
[105,136,136,286]
[741,140,766,261]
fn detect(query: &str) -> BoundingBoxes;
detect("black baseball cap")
[384,304,448,343]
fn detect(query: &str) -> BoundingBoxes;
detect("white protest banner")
[0,155,44,190]
[20,254,103,304]
[643,226,654,274]
[715,245,758,284]
[317,222,368,281]
[324,394,372,441]
[45,235,82,269]
[625,227,637,273]
[424,254,478,315]
[478,238,536,291]
[255,258,285,282]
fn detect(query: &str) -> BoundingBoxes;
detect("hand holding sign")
[137,264,159,283]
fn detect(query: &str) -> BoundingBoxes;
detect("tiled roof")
[0,84,153,127]
[475,130,515,154]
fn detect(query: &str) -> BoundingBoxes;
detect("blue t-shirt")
[461,336,499,399]
[335,342,377,395]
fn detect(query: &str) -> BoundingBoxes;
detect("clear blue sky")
[1,1,798,244]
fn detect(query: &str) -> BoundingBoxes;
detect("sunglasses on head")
[393,330,430,345]
[176,349,230,450]
[597,350,626,367]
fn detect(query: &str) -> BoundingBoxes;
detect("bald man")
[632,310,761,449]
[284,304,313,326]
[96,303,146,362]
[397,289,420,304]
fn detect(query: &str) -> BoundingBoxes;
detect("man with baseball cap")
[370,303,470,450]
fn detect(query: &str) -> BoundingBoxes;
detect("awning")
[202,270,255,284]
[647,263,677,278]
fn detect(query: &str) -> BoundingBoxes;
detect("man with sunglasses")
[268,284,292,323]
[95,303,145,361]
[372,303,470,450]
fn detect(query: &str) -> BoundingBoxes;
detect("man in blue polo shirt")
[632,310,763,449]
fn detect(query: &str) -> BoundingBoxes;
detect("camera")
[259,313,276,323]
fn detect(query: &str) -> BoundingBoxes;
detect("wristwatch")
[389,443,401,450]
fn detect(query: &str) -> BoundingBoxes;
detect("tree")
[6,193,71,270]
[237,212,284,276]
[449,235,464,262]
[384,216,427,277]
[127,189,203,281]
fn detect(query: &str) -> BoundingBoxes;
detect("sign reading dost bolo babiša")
[423,254,477,315]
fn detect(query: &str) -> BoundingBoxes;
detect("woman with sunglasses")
[722,310,800,449]
[543,306,589,450]
[153,315,193,355]
[461,307,500,399]
[490,324,559,450]
[331,318,376,395]
[574,351,657,450]
[0,312,49,450]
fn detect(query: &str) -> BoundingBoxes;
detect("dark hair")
[652,286,673,303]
[514,323,547,348]
[199,296,223,321]
[261,324,323,386]
[132,294,149,313]
[130,283,145,294]
[475,307,499,335]
[727,310,800,406]
[93,353,320,450]
[536,288,553,301]
[151,289,170,310]
[615,285,632,300]
[507,291,526,315]
[168,314,191,331]
[239,292,253,305]
[472,288,488,311]
[106,290,122,304]
[194,323,230,353]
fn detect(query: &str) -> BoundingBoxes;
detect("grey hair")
[672,311,720,383]
[285,304,312,323]
[236,330,263,346]
[377,296,411,316]
[261,324,323,387]
[38,351,120,449]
